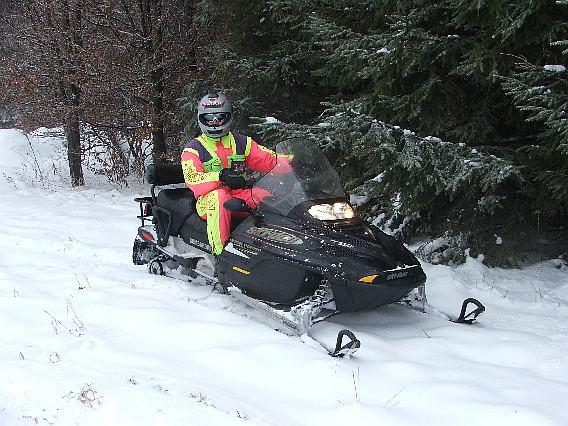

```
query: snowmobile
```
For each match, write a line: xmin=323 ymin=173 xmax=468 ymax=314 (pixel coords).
xmin=132 ymin=138 xmax=485 ymax=357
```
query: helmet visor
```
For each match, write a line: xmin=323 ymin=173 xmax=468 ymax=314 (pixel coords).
xmin=201 ymin=112 xmax=230 ymax=124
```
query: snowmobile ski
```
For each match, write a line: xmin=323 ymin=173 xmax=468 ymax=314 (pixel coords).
xmin=332 ymin=330 xmax=361 ymax=357
xmin=228 ymin=286 xmax=360 ymax=357
xmin=452 ymin=298 xmax=486 ymax=324
xmin=400 ymin=286 xmax=485 ymax=324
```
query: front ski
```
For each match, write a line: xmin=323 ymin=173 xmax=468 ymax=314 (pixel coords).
xmin=228 ymin=286 xmax=303 ymax=335
xmin=228 ymin=286 xmax=360 ymax=358
xmin=332 ymin=329 xmax=361 ymax=357
xmin=400 ymin=285 xmax=485 ymax=324
xmin=452 ymin=298 xmax=486 ymax=324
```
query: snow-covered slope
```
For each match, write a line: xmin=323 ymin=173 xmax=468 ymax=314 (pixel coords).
xmin=0 ymin=128 xmax=68 ymax=187
xmin=1 ymin=128 xmax=567 ymax=425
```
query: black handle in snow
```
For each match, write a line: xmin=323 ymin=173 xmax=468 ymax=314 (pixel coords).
xmin=331 ymin=329 xmax=361 ymax=357
xmin=453 ymin=298 xmax=486 ymax=324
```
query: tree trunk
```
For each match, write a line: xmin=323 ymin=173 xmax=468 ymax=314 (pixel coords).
xmin=61 ymin=0 xmax=84 ymax=186
xmin=150 ymin=0 xmax=167 ymax=164
xmin=150 ymin=69 xmax=166 ymax=164
xmin=66 ymin=125 xmax=84 ymax=185
xmin=66 ymin=122 xmax=84 ymax=186
xmin=66 ymin=84 xmax=84 ymax=186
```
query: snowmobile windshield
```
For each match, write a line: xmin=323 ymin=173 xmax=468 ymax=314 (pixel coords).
xmin=254 ymin=138 xmax=346 ymax=216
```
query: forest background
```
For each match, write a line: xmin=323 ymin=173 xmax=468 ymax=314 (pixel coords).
xmin=1 ymin=0 xmax=567 ymax=266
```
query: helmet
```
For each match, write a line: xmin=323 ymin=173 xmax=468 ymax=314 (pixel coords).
xmin=197 ymin=92 xmax=233 ymax=138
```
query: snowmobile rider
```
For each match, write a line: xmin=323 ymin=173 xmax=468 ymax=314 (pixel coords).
xmin=181 ymin=92 xmax=277 ymax=255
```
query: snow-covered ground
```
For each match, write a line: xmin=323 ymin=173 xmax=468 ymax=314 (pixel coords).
xmin=1 ymin=128 xmax=568 ymax=426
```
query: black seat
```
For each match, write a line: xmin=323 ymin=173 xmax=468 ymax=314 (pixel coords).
xmin=154 ymin=187 xmax=250 ymax=250
xmin=156 ymin=188 xmax=197 ymax=235
xmin=153 ymin=188 xmax=200 ymax=246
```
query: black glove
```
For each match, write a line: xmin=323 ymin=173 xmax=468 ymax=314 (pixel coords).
xmin=220 ymin=168 xmax=246 ymax=189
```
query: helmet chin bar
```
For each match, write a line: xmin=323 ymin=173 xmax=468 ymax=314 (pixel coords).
xmin=203 ymin=126 xmax=229 ymax=138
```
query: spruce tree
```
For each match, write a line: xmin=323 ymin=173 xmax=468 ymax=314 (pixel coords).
xmin=501 ymin=0 xmax=568 ymax=217
xmin=177 ymin=0 xmax=568 ymax=264
xmin=257 ymin=102 xmax=522 ymax=264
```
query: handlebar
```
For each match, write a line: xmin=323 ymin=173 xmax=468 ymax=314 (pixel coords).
xmin=219 ymin=177 xmax=256 ymax=190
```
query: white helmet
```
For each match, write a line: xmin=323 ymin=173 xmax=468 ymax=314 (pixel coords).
xmin=197 ymin=92 xmax=233 ymax=138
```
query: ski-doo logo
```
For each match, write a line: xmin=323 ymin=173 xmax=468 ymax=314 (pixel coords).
xmin=247 ymin=227 xmax=303 ymax=245
xmin=386 ymin=271 xmax=409 ymax=280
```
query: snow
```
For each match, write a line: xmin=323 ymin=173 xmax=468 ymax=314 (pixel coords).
xmin=371 ymin=173 xmax=384 ymax=183
xmin=349 ymin=194 xmax=368 ymax=207
xmin=0 ymin=128 xmax=68 ymax=187
xmin=544 ymin=64 xmax=566 ymax=73
xmin=1 ymin=129 xmax=568 ymax=425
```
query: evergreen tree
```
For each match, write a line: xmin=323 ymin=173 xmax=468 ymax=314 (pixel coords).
xmin=502 ymin=0 xmax=568 ymax=217
xmin=257 ymin=102 xmax=522 ymax=264
xmin=176 ymin=0 xmax=328 ymax=141
xmin=178 ymin=0 xmax=568 ymax=264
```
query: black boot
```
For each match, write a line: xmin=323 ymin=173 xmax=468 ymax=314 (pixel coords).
xmin=213 ymin=255 xmax=219 ymax=278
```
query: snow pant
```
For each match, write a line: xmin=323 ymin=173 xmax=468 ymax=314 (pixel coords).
xmin=196 ymin=187 xmax=271 ymax=255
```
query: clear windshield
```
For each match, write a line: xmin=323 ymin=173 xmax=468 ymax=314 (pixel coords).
xmin=253 ymin=138 xmax=346 ymax=215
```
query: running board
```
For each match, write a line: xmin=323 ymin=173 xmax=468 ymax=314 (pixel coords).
xmin=148 ymin=256 xmax=360 ymax=357
xmin=228 ymin=287 xmax=305 ymax=335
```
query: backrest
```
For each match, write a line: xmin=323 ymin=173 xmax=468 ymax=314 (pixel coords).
xmin=154 ymin=188 xmax=196 ymax=244
xmin=146 ymin=164 xmax=194 ymax=245
xmin=145 ymin=164 xmax=185 ymax=186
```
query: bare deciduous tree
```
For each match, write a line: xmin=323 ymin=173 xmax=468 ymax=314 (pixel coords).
xmin=0 ymin=0 xmax=209 ymax=185
xmin=1 ymin=0 xmax=87 ymax=185
xmin=89 ymin=0 xmax=204 ymax=164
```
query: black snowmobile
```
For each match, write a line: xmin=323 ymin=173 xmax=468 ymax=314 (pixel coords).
xmin=132 ymin=138 xmax=485 ymax=357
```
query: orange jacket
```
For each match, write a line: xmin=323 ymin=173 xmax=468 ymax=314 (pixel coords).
xmin=181 ymin=131 xmax=277 ymax=198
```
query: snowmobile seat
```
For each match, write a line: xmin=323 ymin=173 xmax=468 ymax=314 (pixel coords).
xmin=157 ymin=188 xmax=197 ymax=226
xmin=147 ymin=163 xmax=250 ymax=248
xmin=154 ymin=188 xmax=199 ymax=244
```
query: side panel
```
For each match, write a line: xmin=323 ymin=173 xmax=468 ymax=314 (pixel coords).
xmin=179 ymin=216 xmax=211 ymax=253
xmin=223 ymin=258 xmax=312 ymax=304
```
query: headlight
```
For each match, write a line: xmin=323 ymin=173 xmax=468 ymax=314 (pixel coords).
xmin=308 ymin=202 xmax=355 ymax=221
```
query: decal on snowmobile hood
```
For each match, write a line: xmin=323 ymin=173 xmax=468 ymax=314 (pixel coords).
xmin=230 ymin=240 xmax=261 ymax=256
xmin=386 ymin=271 xmax=409 ymax=280
xmin=246 ymin=227 xmax=303 ymax=245
xmin=224 ymin=241 xmax=250 ymax=259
